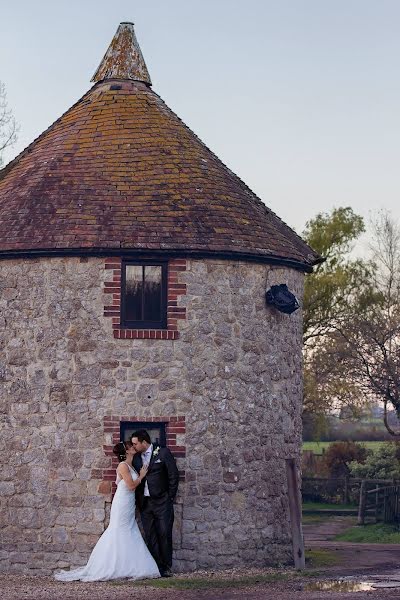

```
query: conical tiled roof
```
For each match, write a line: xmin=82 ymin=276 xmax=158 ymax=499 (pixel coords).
xmin=0 ymin=24 xmax=321 ymax=270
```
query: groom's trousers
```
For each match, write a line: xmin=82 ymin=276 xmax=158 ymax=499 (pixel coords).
xmin=141 ymin=493 xmax=174 ymax=572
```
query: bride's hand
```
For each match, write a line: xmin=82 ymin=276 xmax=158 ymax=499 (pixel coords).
xmin=139 ymin=464 xmax=148 ymax=480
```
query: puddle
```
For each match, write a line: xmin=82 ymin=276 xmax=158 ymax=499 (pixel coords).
xmin=304 ymin=580 xmax=375 ymax=592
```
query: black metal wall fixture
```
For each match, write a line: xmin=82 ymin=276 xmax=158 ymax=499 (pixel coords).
xmin=265 ymin=283 xmax=300 ymax=315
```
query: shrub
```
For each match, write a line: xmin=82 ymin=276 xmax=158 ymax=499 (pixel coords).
xmin=323 ymin=441 xmax=369 ymax=478
xmin=349 ymin=442 xmax=400 ymax=480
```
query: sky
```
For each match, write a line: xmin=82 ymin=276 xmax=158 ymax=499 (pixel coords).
xmin=1 ymin=0 xmax=400 ymax=237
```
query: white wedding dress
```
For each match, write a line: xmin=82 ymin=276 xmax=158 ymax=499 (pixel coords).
xmin=55 ymin=463 xmax=160 ymax=582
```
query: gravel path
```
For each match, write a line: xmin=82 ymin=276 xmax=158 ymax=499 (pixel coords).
xmin=1 ymin=572 xmax=400 ymax=600
xmin=3 ymin=517 xmax=400 ymax=599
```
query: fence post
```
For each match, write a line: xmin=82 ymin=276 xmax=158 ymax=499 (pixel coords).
xmin=285 ymin=458 xmax=305 ymax=570
xmin=358 ymin=480 xmax=367 ymax=525
xmin=344 ymin=476 xmax=349 ymax=505
xmin=383 ymin=488 xmax=387 ymax=523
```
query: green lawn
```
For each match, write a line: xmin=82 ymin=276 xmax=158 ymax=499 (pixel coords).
xmin=335 ymin=522 xmax=400 ymax=544
xmin=111 ymin=571 xmax=321 ymax=590
xmin=305 ymin=549 xmax=340 ymax=567
xmin=303 ymin=441 xmax=389 ymax=455
xmin=303 ymin=501 xmax=357 ymax=511
xmin=302 ymin=514 xmax=326 ymax=524
xmin=113 ymin=574 xmax=292 ymax=589
xmin=302 ymin=502 xmax=358 ymax=524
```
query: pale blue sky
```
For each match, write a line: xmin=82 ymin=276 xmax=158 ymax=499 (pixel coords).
xmin=1 ymin=0 xmax=399 ymax=235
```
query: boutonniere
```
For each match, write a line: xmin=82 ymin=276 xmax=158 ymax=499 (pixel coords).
xmin=153 ymin=447 xmax=160 ymax=458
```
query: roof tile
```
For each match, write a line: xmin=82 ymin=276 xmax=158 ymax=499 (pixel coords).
xmin=0 ymin=30 xmax=320 ymax=270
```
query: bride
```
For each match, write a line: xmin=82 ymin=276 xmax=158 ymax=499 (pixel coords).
xmin=55 ymin=441 xmax=160 ymax=582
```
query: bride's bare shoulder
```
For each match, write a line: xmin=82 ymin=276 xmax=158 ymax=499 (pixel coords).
xmin=117 ymin=462 xmax=129 ymax=473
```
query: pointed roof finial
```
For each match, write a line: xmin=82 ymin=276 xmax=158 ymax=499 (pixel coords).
xmin=91 ymin=22 xmax=151 ymax=85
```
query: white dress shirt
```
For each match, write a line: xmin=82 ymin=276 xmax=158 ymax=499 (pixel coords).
xmin=141 ymin=444 xmax=153 ymax=497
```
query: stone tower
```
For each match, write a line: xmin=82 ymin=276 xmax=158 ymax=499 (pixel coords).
xmin=0 ymin=23 xmax=320 ymax=574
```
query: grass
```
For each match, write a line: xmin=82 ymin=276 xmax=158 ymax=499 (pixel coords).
xmin=301 ymin=513 xmax=327 ymax=525
xmin=335 ymin=522 xmax=400 ymax=544
xmin=111 ymin=573 xmax=292 ymax=589
xmin=110 ymin=570 xmax=322 ymax=589
xmin=302 ymin=514 xmax=326 ymax=524
xmin=305 ymin=548 xmax=340 ymax=567
xmin=302 ymin=501 xmax=357 ymax=511
xmin=303 ymin=441 xmax=389 ymax=455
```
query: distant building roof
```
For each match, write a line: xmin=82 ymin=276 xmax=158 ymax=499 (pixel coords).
xmin=0 ymin=23 xmax=321 ymax=270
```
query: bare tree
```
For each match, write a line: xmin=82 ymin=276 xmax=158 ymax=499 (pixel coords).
xmin=332 ymin=211 xmax=400 ymax=435
xmin=0 ymin=81 xmax=18 ymax=166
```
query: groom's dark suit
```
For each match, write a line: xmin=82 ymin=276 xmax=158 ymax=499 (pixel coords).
xmin=133 ymin=445 xmax=179 ymax=574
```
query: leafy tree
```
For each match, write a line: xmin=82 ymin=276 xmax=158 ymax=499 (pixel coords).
xmin=302 ymin=207 xmax=369 ymax=421
xmin=0 ymin=80 xmax=18 ymax=166
xmin=349 ymin=442 xmax=400 ymax=480
xmin=304 ymin=209 xmax=400 ymax=436
xmin=303 ymin=206 xmax=366 ymax=346
xmin=303 ymin=334 xmax=366 ymax=420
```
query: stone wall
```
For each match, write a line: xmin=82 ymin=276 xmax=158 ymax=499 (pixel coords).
xmin=0 ymin=257 xmax=304 ymax=574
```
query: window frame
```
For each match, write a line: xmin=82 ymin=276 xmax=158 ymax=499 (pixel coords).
xmin=120 ymin=259 xmax=168 ymax=330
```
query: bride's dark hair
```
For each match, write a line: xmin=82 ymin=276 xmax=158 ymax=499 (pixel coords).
xmin=112 ymin=440 xmax=134 ymax=462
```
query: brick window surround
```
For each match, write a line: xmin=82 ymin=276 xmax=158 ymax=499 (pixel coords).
xmin=95 ymin=415 xmax=186 ymax=496
xmin=103 ymin=257 xmax=187 ymax=339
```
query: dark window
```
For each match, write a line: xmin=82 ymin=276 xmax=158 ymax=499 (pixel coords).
xmin=120 ymin=421 xmax=167 ymax=447
xmin=121 ymin=260 xmax=167 ymax=329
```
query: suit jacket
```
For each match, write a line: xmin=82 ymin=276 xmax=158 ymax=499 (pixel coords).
xmin=133 ymin=445 xmax=179 ymax=508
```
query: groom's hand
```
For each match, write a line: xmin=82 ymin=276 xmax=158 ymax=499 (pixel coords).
xmin=139 ymin=464 xmax=149 ymax=481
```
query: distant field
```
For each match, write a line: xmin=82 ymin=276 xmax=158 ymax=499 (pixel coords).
xmin=303 ymin=441 xmax=390 ymax=455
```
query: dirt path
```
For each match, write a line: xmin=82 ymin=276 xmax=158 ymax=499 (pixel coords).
xmin=304 ymin=514 xmax=400 ymax=575
xmin=303 ymin=515 xmax=356 ymax=544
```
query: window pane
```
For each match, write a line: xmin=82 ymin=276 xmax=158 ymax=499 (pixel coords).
xmin=143 ymin=266 xmax=162 ymax=321
xmin=125 ymin=265 xmax=143 ymax=321
xmin=122 ymin=425 xmax=165 ymax=446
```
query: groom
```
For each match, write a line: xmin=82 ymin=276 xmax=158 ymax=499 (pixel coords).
xmin=131 ymin=429 xmax=179 ymax=577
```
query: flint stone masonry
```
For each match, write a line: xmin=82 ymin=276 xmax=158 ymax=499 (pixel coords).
xmin=0 ymin=256 xmax=304 ymax=574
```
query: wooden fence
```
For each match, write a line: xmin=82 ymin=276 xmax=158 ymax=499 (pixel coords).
xmin=358 ymin=481 xmax=400 ymax=525
xmin=302 ymin=476 xmax=362 ymax=505
xmin=301 ymin=450 xmax=326 ymax=477
xmin=303 ymin=476 xmax=400 ymax=525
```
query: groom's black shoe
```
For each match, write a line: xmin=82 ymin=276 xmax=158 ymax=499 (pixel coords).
xmin=160 ymin=569 xmax=173 ymax=578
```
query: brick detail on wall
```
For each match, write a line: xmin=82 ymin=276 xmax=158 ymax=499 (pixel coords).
xmin=103 ymin=258 xmax=187 ymax=339
xmin=95 ymin=415 xmax=186 ymax=496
